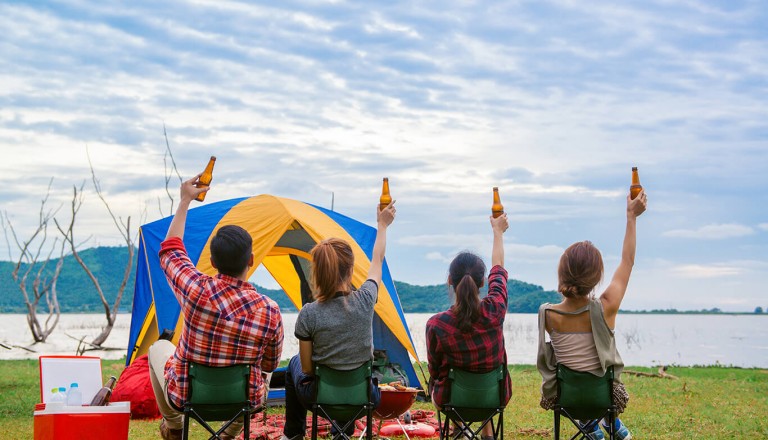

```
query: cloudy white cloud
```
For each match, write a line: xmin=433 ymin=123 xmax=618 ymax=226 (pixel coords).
xmin=663 ymin=224 xmax=755 ymax=240
xmin=0 ymin=0 xmax=766 ymax=310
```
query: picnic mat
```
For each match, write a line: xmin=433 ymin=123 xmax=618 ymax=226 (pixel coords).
xmin=239 ymin=409 xmax=440 ymax=440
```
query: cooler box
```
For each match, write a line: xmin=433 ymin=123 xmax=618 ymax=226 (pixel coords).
xmin=34 ymin=356 xmax=130 ymax=440
xmin=33 ymin=402 xmax=130 ymax=440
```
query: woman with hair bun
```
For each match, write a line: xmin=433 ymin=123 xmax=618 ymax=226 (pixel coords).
xmin=426 ymin=213 xmax=512 ymax=440
xmin=537 ymin=190 xmax=647 ymax=440
xmin=281 ymin=202 xmax=396 ymax=440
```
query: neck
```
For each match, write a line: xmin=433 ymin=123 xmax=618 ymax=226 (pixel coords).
xmin=563 ymin=295 xmax=591 ymax=307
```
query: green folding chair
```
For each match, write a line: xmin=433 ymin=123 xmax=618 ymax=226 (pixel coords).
xmin=311 ymin=361 xmax=374 ymax=440
xmin=438 ymin=365 xmax=507 ymax=440
xmin=554 ymin=364 xmax=616 ymax=440
xmin=182 ymin=362 xmax=260 ymax=440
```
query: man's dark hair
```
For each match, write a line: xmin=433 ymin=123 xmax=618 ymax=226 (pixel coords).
xmin=210 ymin=225 xmax=253 ymax=277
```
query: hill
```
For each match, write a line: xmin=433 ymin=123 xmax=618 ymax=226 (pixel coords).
xmin=0 ymin=246 xmax=559 ymax=313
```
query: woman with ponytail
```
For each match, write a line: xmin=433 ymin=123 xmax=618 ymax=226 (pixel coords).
xmin=425 ymin=213 xmax=512 ymax=440
xmin=536 ymin=190 xmax=647 ymax=440
xmin=281 ymin=202 xmax=396 ymax=440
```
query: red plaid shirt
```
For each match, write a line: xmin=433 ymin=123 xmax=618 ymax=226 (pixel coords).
xmin=159 ymin=237 xmax=284 ymax=409
xmin=426 ymin=265 xmax=512 ymax=406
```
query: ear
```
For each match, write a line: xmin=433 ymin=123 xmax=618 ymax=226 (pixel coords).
xmin=248 ymin=253 xmax=255 ymax=268
xmin=210 ymin=258 xmax=218 ymax=269
xmin=446 ymin=275 xmax=453 ymax=287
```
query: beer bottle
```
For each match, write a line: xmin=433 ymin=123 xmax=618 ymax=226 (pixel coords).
xmin=492 ymin=187 xmax=504 ymax=218
xmin=89 ymin=376 xmax=117 ymax=406
xmin=379 ymin=177 xmax=392 ymax=210
xmin=195 ymin=156 xmax=216 ymax=202
xmin=630 ymin=167 xmax=643 ymax=200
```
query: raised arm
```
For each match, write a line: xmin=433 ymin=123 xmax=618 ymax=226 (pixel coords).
xmin=366 ymin=201 xmax=396 ymax=286
xmin=490 ymin=213 xmax=509 ymax=268
xmin=600 ymin=190 xmax=647 ymax=322
xmin=165 ymin=174 xmax=209 ymax=240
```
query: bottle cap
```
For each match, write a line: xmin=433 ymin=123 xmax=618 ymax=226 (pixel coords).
xmin=70 ymin=383 xmax=79 ymax=388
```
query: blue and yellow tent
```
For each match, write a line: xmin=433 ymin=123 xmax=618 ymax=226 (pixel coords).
xmin=126 ymin=195 xmax=421 ymax=387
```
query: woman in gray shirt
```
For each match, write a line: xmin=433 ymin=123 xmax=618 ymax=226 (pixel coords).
xmin=282 ymin=202 xmax=397 ymax=440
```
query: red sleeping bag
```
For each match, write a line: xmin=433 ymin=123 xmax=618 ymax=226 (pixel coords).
xmin=111 ymin=354 xmax=161 ymax=419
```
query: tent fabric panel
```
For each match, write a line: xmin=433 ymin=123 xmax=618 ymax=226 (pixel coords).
xmin=127 ymin=230 xmax=155 ymax=362
xmin=128 ymin=304 xmax=159 ymax=364
xmin=262 ymin=255 xmax=305 ymax=310
xmin=372 ymin=314 xmax=422 ymax=388
xmin=196 ymin=195 xmax=296 ymax=279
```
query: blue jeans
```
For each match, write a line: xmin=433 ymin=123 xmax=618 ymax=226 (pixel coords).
xmin=283 ymin=355 xmax=381 ymax=438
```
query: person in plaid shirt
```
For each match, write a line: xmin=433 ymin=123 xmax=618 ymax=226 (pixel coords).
xmin=426 ymin=213 xmax=511 ymax=440
xmin=148 ymin=175 xmax=284 ymax=440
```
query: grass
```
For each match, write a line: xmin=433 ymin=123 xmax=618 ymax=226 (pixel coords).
xmin=1 ymin=360 xmax=766 ymax=439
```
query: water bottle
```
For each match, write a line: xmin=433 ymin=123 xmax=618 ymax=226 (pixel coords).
xmin=50 ymin=387 xmax=65 ymax=403
xmin=66 ymin=382 xmax=82 ymax=406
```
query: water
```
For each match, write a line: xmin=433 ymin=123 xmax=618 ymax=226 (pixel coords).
xmin=1 ymin=313 xmax=766 ymax=367
xmin=404 ymin=313 xmax=768 ymax=368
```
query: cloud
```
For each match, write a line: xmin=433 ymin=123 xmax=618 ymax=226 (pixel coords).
xmin=670 ymin=264 xmax=744 ymax=278
xmin=759 ymin=223 xmax=768 ymax=231
xmin=662 ymin=223 xmax=755 ymax=239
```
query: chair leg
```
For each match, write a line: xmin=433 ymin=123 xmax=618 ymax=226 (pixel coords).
xmin=243 ymin=408 xmax=250 ymax=440
xmin=553 ymin=409 xmax=560 ymax=440
xmin=607 ymin=411 xmax=616 ymax=440
xmin=366 ymin=405 xmax=373 ymax=440
xmin=498 ymin=409 xmax=503 ymax=440
xmin=311 ymin=407 xmax=319 ymax=440
xmin=182 ymin=412 xmax=190 ymax=440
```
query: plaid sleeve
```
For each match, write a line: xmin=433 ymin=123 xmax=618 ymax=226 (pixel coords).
xmin=159 ymin=237 xmax=205 ymax=303
xmin=425 ymin=318 xmax=442 ymax=384
xmin=484 ymin=265 xmax=509 ymax=317
xmin=260 ymin=308 xmax=284 ymax=373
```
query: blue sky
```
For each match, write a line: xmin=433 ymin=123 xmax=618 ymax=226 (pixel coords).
xmin=0 ymin=0 xmax=766 ymax=311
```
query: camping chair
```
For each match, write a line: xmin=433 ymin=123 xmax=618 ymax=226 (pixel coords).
xmin=311 ymin=361 xmax=374 ymax=440
xmin=182 ymin=362 xmax=261 ymax=440
xmin=437 ymin=365 xmax=507 ymax=440
xmin=554 ymin=364 xmax=616 ymax=440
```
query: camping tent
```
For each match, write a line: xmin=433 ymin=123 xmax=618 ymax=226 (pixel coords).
xmin=126 ymin=195 xmax=421 ymax=388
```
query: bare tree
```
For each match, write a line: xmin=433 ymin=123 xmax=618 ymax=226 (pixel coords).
xmin=160 ymin=122 xmax=183 ymax=217
xmin=1 ymin=180 xmax=66 ymax=343
xmin=55 ymin=153 xmax=134 ymax=347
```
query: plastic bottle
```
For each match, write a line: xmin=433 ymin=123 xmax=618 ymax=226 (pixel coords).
xmin=66 ymin=382 xmax=82 ymax=406
xmin=50 ymin=387 xmax=65 ymax=403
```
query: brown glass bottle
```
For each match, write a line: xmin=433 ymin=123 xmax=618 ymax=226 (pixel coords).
xmin=89 ymin=376 xmax=117 ymax=406
xmin=379 ymin=177 xmax=392 ymax=210
xmin=492 ymin=187 xmax=504 ymax=218
xmin=630 ymin=167 xmax=643 ymax=200
xmin=195 ymin=156 xmax=216 ymax=202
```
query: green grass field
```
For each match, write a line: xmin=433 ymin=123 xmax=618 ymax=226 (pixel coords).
xmin=1 ymin=359 xmax=765 ymax=439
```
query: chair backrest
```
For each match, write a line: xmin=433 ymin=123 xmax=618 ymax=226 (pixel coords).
xmin=187 ymin=362 xmax=251 ymax=421
xmin=446 ymin=365 xmax=505 ymax=409
xmin=556 ymin=364 xmax=613 ymax=421
xmin=314 ymin=361 xmax=372 ymax=421
xmin=442 ymin=365 xmax=505 ymax=423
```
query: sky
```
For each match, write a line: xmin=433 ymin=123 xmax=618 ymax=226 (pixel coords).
xmin=0 ymin=0 xmax=766 ymax=311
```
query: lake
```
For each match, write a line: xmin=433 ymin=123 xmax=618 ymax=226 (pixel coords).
xmin=1 ymin=313 xmax=766 ymax=368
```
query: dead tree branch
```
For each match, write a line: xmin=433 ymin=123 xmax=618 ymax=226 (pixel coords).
xmin=1 ymin=179 xmax=64 ymax=343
